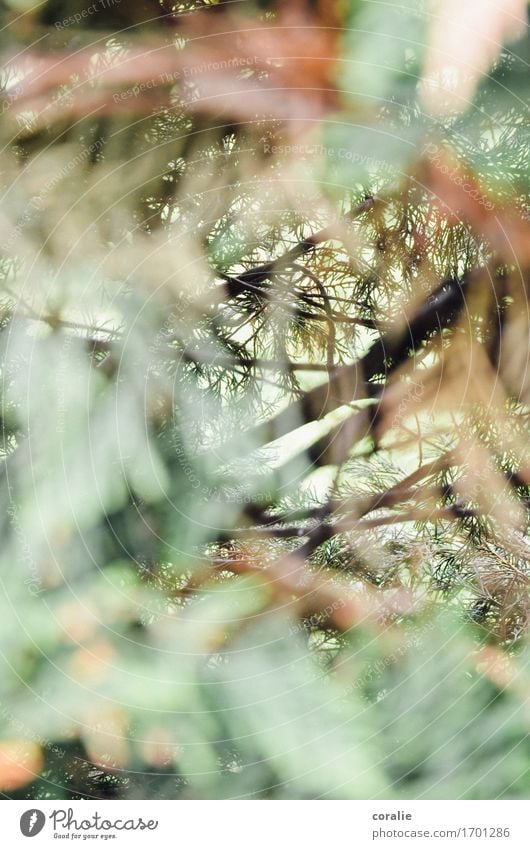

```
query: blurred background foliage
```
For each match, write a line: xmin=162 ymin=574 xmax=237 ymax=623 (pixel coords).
xmin=0 ymin=0 xmax=529 ymax=799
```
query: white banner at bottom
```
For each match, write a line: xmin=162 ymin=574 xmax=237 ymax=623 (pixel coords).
xmin=1 ymin=799 xmax=528 ymax=848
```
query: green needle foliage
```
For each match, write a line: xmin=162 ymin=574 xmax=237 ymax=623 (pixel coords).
xmin=0 ymin=0 xmax=528 ymax=799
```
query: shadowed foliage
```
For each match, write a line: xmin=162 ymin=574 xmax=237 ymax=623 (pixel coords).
xmin=0 ymin=0 xmax=529 ymax=800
